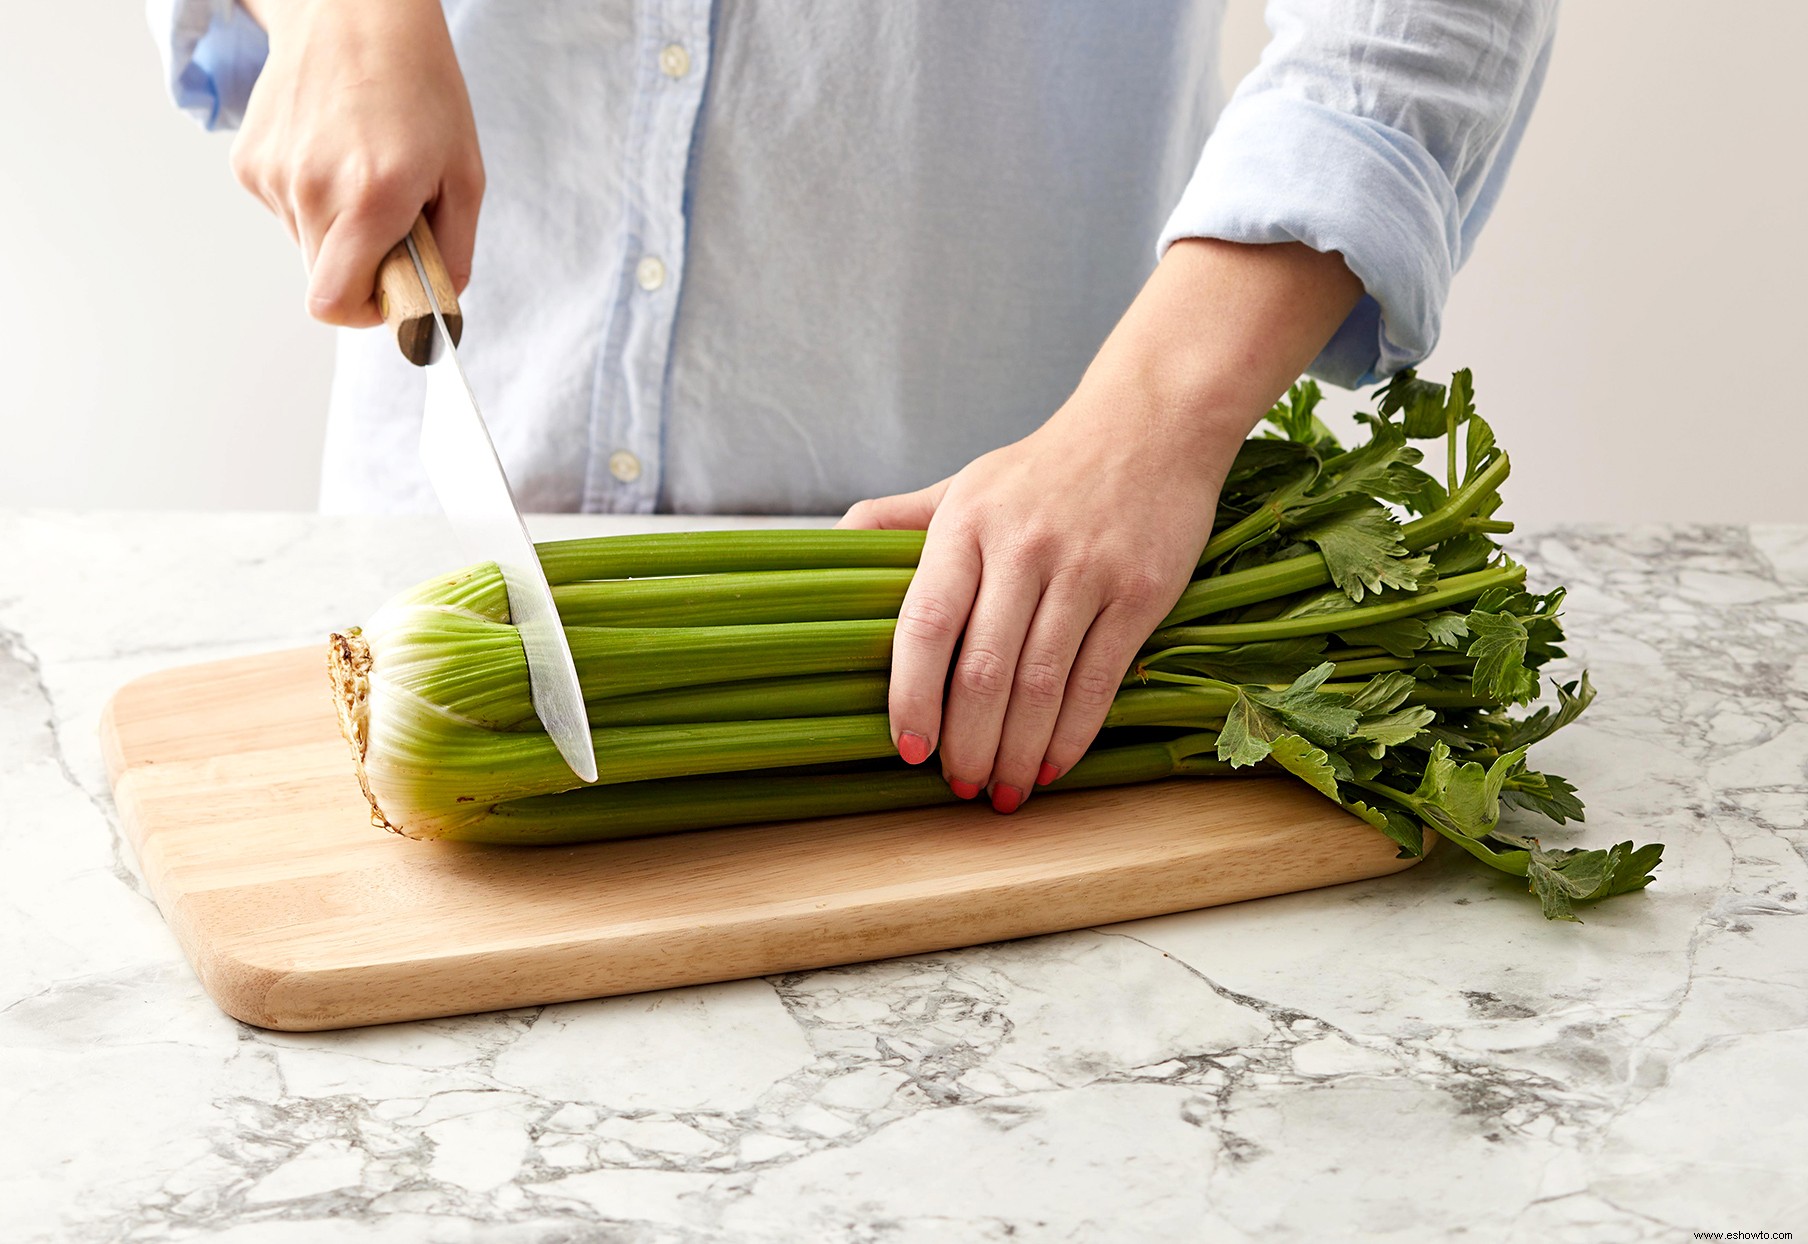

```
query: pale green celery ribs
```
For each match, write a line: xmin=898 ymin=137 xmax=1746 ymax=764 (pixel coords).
xmin=327 ymin=369 xmax=1665 ymax=920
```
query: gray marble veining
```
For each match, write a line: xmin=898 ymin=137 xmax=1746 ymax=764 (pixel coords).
xmin=2 ymin=515 xmax=1804 ymax=1243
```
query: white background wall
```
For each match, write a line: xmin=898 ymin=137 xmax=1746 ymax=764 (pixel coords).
xmin=1 ymin=2 xmax=1802 ymax=519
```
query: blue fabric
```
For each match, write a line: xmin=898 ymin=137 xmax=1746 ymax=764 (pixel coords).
xmin=149 ymin=0 xmax=1557 ymax=514
xmin=147 ymin=0 xmax=267 ymax=130
xmin=1159 ymin=0 xmax=1559 ymax=385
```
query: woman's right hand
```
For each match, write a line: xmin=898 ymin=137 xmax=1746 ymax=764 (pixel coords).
xmin=232 ymin=0 xmax=484 ymax=327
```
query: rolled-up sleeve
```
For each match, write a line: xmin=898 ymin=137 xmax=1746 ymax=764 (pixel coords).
xmin=1160 ymin=0 xmax=1559 ymax=386
xmin=146 ymin=0 xmax=268 ymax=131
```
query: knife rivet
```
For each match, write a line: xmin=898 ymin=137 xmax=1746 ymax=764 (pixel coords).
xmin=608 ymin=450 xmax=643 ymax=483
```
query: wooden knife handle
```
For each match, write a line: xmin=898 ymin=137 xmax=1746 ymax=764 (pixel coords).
xmin=376 ymin=214 xmax=463 ymax=367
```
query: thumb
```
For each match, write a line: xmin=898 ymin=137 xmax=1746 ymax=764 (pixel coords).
xmin=428 ymin=157 xmax=485 ymax=294
xmin=836 ymin=479 xmax=949 ymax=531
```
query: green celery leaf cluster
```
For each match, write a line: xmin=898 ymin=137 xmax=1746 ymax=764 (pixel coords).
xmin=1138 ymin=370 xmax=1662 ymax=921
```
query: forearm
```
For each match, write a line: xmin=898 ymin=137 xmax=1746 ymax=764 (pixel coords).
xmin=1060 ymin=237 xmax=1363 ymax=472
xmin=1160 ymin=1 xmax=1557 ymax=385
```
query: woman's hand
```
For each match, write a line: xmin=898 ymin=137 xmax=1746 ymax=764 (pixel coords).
xmin=840 ymin=239 xmax=1364 ymax=812
xmin=232 ymin=0 xmax=484 ymax=326
xmin=842 ymin=393 xmax=1228 ymax=813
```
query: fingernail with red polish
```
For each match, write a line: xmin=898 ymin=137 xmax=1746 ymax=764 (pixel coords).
xmin=950 ymin=778 xmax=982 ymax=800
xmin=1036 ymin=761 xmax=1060 ymax=787
xmin=991 ymin=784 xmax=1024 ymax=814
xmin=898 ymin=731 xmax=931 ymax=766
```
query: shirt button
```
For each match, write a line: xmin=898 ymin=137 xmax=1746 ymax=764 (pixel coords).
xmin=659 ymin=43 xmax=691 ymax=78
xmin=608 ymin=450 xmax=643 ymax=484
xmin=635 ymin=256 xmax=666 ymax=291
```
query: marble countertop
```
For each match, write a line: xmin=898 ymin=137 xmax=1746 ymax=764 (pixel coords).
xmin=2 ymin=514 xmax=1804 ymax=1243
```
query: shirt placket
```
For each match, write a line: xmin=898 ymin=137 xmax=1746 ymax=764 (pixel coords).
xmin=584 ymin=0 xmax=714 ymax=512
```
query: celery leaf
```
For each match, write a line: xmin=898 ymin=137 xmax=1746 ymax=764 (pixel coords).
xmin=1216 ymin=663 xmax=1361 ymax=766
xmin=1504 ymin=673 xmax=1597 ymax=750
xmin=1306 ymin=424 xmax=1426 ymax=507
xmin=1500 ymin=769 xmax=1586 ymax=824
xmin=1408 ymin=742 xmax=1528 ymax=841
xmin=1345 ymin=670 xmax=1420 ymax=714
xmin=1521 ymin=841 xmax=1664 ymax=922
xmin=1375 ymin=369 xmax=1453 ymax=439
xmin=1264 ymin=380 xmax=1339 ymax=449
xmin=1152 ymin=637 xmax=1328 ymax=684
xmin=1343 ymin=796 xmax=1427 ymax=855
xmin=1354 ymin=705 xmax=1437 ymax=748
xmin=1467 ymin=610 xmax=1541 ymax=704
xmin=1295 ymin=499 xmax=1432 ymax=602
xmin=1423 ymin=611 xmax=1471 ymax=648
xmin=1336 ymin=616 xmax=1431 ymax=657
xmin=1429 ymin=534 xmax=1499 ymax=576
xmin=1466 ymin=411 xmax=1498 ymax=481
xmin=1267 ymin=734 xmax=1342 ymax=800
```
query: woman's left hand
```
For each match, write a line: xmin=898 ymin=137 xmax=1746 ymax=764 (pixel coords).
xmin=839 ymin=382 xmax=1231 ymax=813
xmin=838 ymin=238 xmax=1365 ymax=812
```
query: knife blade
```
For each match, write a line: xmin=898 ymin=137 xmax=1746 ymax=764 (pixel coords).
xmin=377 ymin=215 xmax=598 ymax=785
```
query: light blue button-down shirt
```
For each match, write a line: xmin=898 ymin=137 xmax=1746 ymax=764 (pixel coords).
xmin=150 ymin=0 xmax=1557 ymax=515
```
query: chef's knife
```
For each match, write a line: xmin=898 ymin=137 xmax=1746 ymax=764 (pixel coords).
xmin=376 ymin=215 xmax=598 ymax=784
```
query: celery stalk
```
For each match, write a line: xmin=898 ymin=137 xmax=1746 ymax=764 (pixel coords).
xmin=454 ymin=732 xmax=1231 ymax=845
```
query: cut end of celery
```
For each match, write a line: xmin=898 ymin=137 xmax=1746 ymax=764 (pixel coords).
xmin=327 ymin=630 xmax=404 ymax=837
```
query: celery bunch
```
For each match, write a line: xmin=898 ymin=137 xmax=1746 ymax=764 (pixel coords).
xmin=329 ymin=370 xmax=1662 ymax=920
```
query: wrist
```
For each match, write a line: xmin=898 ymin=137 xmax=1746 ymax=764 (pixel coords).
xmin=1055 ymin=366 xmax=1261 ymax=490
xmin=243 ymin=0 xmax=445 ymax=44
xmin=239 ymin=0 xmax=321 ymax=40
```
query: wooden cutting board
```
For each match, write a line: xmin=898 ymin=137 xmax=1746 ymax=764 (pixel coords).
xmin=100 ymin=647 xmax=1425 ymax=1031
